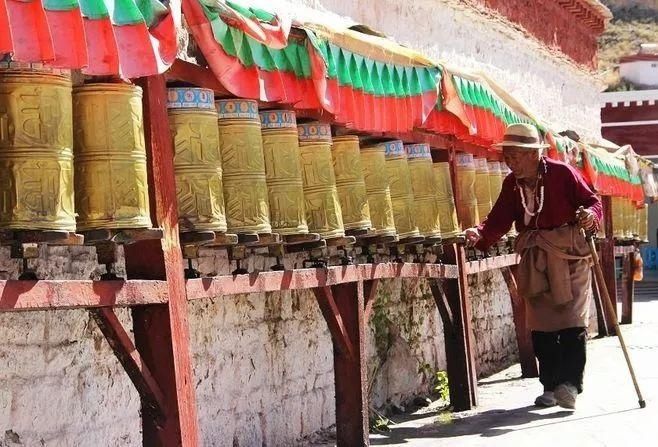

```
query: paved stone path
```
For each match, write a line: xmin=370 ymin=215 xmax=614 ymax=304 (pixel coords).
xmin=368 ymin=278 xmax=658 ymax=447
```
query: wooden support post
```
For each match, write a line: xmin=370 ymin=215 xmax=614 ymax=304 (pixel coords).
xmin=314 ymin=281 xmax=371 ymax=447
xmin=600 ymin=196 xmax=618 ymax=334
xmin=500 ymin=266 xmax=538 ymax=378
xmin=90 ymin=308 xmax=167 ymax=423
xmin=620 ymin=251 xmax=635 ymax=324
xmin=125 ymin=75 xmax=199 ymax=447
xmin=363 ymin=279 xmax=379 ymax=321
xmin=437 ymin=243 xmax=478 ymax=411
xmin=591 ymin=268 xmax=610 ymax=337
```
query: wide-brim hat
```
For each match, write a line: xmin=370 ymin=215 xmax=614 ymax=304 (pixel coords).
xmin=492 ymin=123 xmax=549 ymax=149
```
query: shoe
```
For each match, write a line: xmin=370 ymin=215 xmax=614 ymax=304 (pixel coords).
xmin=554 ymin=383 xmax=578 ymax=409
xmin=534 ymin=391 xmax=557 ymax=407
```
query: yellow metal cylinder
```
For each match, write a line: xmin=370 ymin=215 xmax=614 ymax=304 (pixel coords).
xmin=298 ymin=122 xmax=344 ymax=238
xmin=73 ymin=83 xmax=152 ymax=231
xmin=332 ymin=135 xmax=371 ymax=231
xmin=384 ymin=140 xmax=420 ymax=238
xmin=167 ymin=88 xmax=227 ymax=233
xmin=455 ymin=152 xmax=479 ymax=229
xmin=405 ymin=143 xmax=441 ymax=238
xmin=639 ymin=203 xmax=648 ymax=242
xmin=432 ymin=162 xmax=461 ymax=238
xmin=629 ymin=200 xmax=638 ymax=238
xmin=360 ymin=144 xmax=396 ymax=237
xmin=216 ymin=99 xmax=271 ymax=234
xmin=612 ymin=196 xmax=624 ymax=239
xmin=488 ymin=161 xmax=503 ymax=205
xmin=0 ymin=69 xmax=76 ymax=231
xmin=260 ymin=109 xmax=308 ymax=235
xmin=474 ymin=157 xmax=492 ymax=223
xmin=501 ymin=162 xmax=517 ymax=236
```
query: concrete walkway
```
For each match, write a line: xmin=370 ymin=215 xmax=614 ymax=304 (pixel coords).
xmin=368 ymin=279 xmax=658 ymax=447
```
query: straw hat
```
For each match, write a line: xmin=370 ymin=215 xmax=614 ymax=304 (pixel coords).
xmin=493 ymin=123 xmax=549 ymax=149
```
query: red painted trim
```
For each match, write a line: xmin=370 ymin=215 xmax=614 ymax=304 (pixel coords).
xmin=0 ymin=280 xmax=168 ymax=311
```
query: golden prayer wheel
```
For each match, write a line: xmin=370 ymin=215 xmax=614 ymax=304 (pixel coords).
xmin=432 ymin=161 xmax=461 ymax=238
xmin=73 ymin=83 xmax=152 ymax=231
xmin=216 ymin=99 xmax=271 ymax=234
xmin=405 ymin=143 xmax=441 ymax=238
xmin=331 ymin=135 xmax=372 ymax=231
xmin=501 ymin=162 xmax=517 ymax=237
xmin=638 ymin=203 xmax=648 ymax=242
xmin=0 ymin=67 xmax=76 ymax=231
xmin=488 ymin=161 xmax=503 ymax=205
xmin=612 ymin=196 xmax=624 ymax=239
xmin=360 ymin=143 xmax=397 ymax=237
xmin=630 ymin=200 xmax=639 ymax=239
xmin=259 ymin=109 xmax=308 ymax=235
xmin=455 ymin=152 xmax=479 ymax=229
xmin=384 ymin=140 xmax=420 ymax=238
xmin=297 ymin=122 xmax=344 ymax=238
xmin=167 ymin=87 xmax=227 ymax=233
xmin=474 ymin=157 xmax=492 ymax=222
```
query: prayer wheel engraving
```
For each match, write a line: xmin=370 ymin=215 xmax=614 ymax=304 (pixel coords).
xmin=298 ymin=122 xmax=344 ymax=239
xmin=488 ymin=161 xmax=503 ymax=205
xmin=360 ymin=144 xmax=396 ymax=237
xmin=168 ymin=88 xmax=227 ymax=233
xmin=455 ymin=152 xmax=479 ymax=229
xmin=216 ymin=99 xmax=271 ymax=234
xmin=432 ymin=161 xmax=461 ymax=238
xmin=73 ymin=83 xmax=151 ymax=231
xmin=332 ymin=135 xmax=371 ymax=231
xmin=260 ymin=110 xmax=308 ymax=235
xmin=0 ymin=69 xmax=76 ymax=231
xmin=474 ymin=157 xmax=492 ymax=222
xmin=384 ymin=140 xmax=419 ymax=238
xmin=405 ymin=143 xmax=441 ymax=238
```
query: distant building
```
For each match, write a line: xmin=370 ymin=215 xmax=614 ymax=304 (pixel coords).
xmin=619 ymin=44 xmax=658 ymax=88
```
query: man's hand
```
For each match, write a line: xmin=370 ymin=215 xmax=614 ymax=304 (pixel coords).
xmin=465 ymin=228 xmax=482 ymax=247
xmin=576 ymin=207 xmax=596 ymax=231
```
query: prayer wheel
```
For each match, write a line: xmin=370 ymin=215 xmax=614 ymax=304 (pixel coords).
xmin=259 ymin=109 xmax=308 ymax=235
xmin=73 ymin=83 xmax=151 ymax=230
xmin=638 ymin=203 xmax=648 ymax=242
xmin=0 ymin=66 xmax=76 ymax=231
xmin=432 ymin=162 xmax=461 ymax=238
xmin=384 ymin=140 xmax=420 ymax=238
xmin=612 ymin=196 xmax=624 ymax=239
xmin=488 ymin=161 xmax=503 ymax=205
xmin=405 ymin=143 xmax=441 ymax=238
xmin=360 ymin=143 xmax=397 ymax=237
xmin=167 ymin=87 xmax=227 ymax=233
xmin=331 ymin=135 xmax=372 ymax=231
xmin=297 ymin=122 xmax=344 ymax=238
xmin=216 ymin=99 xmax=271 ymax=234
xmin=455 ymin=152 xmax=479 ymax=229
xmin=474 ymin=157 xmax=492 ymax=222
xmin=501 ymin=162 xmax=517 ymax=236
xmin=629 ymin=200 xmax=639 ymax=239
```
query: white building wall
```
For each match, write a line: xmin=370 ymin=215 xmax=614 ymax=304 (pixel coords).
xmin=620 ymin=60 xmax=658 ymax=88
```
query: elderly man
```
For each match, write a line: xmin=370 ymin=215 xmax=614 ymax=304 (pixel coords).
xmin=465 ymin=123 xmax=601 ymax=410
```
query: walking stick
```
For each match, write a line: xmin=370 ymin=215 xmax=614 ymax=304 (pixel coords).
xmin=578 ymin=209 xmax=646 ymax=408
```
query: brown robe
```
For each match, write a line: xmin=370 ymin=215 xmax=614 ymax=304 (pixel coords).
xmin=514 ymin=225 xmax=592 ymax=332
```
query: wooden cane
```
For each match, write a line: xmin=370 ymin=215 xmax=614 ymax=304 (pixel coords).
xmin=579 ymin=212 xmax=646 ymax=408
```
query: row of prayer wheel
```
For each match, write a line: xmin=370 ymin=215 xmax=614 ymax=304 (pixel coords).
xmin=0 ymin=68 xmax=151 ymax=232
xmin=454 ymin=153 xmax=509 ymax=228
xmin=167 ymin=88 xmax=463 ymax=240
xmin=612 ymin=197 xmax=648 ymax=241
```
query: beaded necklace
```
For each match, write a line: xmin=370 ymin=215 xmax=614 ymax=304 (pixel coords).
xmin=517 ymin=158 xmax=547 ymax=218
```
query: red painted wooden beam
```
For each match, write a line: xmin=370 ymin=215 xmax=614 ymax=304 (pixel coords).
xmin=90 ymin=308 xmax=167 ymax=423
xmin=465 ymin=254 xmax=519 ymax=274
xmin=186 ymin=263 xmax=458 ymax=299
xmin=166 ymin=59 xmax=231 ymax=96
xmin=313 ymin=286 xmax=356 ymax=361
xmin=0 ymin=280 xmax=168 ymax=311
xmin=129 ymin=75 xmax=200 ymax=447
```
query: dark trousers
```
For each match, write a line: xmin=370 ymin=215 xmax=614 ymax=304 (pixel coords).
xmin=531 ymin=327 xmax=587 ymax=393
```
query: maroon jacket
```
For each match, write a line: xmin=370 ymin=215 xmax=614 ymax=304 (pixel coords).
xmin=476 ymin=157 xmax=602 ymax=250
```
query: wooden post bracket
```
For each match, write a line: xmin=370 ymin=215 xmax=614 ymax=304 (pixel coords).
xmin=90 ymin=308 xmax=167 ymax=424
xmin=313 ymin=286 xmax=356 ymax=361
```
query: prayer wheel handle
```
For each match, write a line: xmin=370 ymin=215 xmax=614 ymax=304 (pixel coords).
xmin=576 ymin=206 xmax=596 ymax=240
